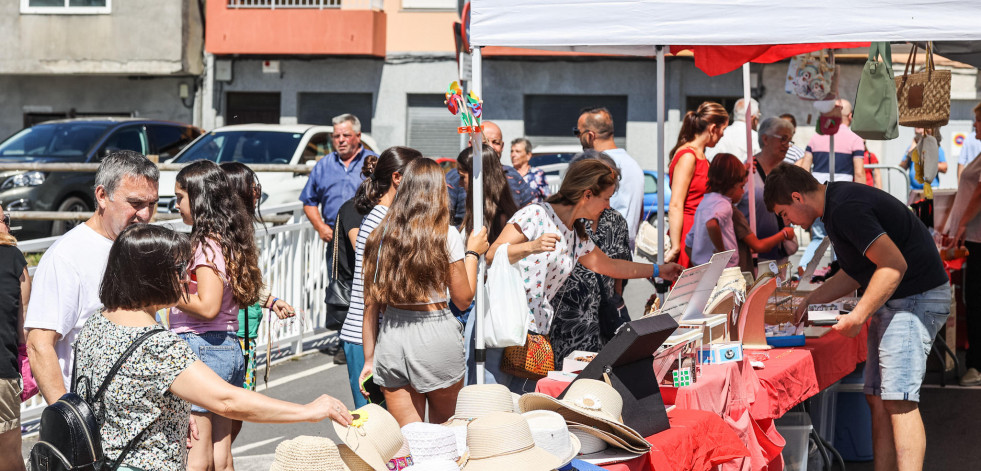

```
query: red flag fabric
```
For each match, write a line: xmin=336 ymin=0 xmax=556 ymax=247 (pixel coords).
xmin=671 ymin=43 xmax=869 ymax=76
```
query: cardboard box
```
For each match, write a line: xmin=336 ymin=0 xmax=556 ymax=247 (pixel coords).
xmin=561 ymin=350 xmax=598 ymax=373
xmin=697 ymin=342 xmax=743 ymax=364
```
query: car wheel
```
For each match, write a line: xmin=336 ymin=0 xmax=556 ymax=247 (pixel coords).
xmin=50 ymin=196 xmax=91 ymax=236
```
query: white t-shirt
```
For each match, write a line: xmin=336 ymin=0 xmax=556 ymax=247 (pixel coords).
xmin=706 ymin=121 xmax=761 ymax=162
xmin=24 ymin=223 xmax=113 ymax=391
xmin=509 ymin=203 xmax=596 ymax=334
xmin=603 ymin=148 xmax=645 ymax=245
xmin=685 ymin=192 xmax=739 ymax=268
xmin=944 ymin=154 xmax=981 ymax=242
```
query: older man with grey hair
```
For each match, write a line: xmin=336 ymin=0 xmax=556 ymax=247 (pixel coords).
xmin=707 ymin=98 xmax=762 ymax=161
xmin=301 ymin=113 xmax=377 ymax=245
xmin=26 ymin=150 xmax=160 ymax=403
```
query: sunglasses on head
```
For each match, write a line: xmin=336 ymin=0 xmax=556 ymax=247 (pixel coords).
xmin=1 ymin=214 xmax=9 ymax=227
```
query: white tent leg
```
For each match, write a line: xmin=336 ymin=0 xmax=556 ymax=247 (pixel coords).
xmin=471 ymin=46 xmax=487 ymax=385
xmin=656 ymin=46 xmax=667 ymax=302
xmin=744 ymin=64 xmax=756 ymax=234
xmin=829 ymin=134 xmax=836 ymax=183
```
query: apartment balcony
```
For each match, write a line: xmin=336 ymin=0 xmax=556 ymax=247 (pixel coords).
xmin=207 ymin=0 xmax=386 ymax=57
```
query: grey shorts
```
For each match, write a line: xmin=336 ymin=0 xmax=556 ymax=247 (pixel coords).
xmin=374 ymin=307 xmax=465 ymax=394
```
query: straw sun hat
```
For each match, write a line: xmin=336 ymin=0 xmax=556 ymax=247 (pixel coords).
xmin=445 ymin=384 xmax=514 ymax=426
xmin=518 ymin=379 xmax=650 ymax=453
xmin=332 ymin=404 xmax=406 ymax=470
xmin=269 ymin=436 xmax=374 ymax=471
xmin=460 ymin=412 xmax=563 ymax=471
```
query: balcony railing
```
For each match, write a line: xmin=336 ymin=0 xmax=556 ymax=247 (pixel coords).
xmin=227 ymin=0 xmax=383 ymax=9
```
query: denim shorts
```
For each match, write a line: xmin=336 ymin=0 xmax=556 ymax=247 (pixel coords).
xmin=864 ymin=282 xmax=950 ymax=402
xmin=178 ymin=331 xmax=245 ymax=413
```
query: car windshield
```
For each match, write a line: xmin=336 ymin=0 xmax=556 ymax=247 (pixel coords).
xmin=0 ymin=122 xmax=112 ymax=158
xmin=530 ymin=152 xmax=577 ymax=167
xmin=174 ymin=130 xmax=303 ymax=164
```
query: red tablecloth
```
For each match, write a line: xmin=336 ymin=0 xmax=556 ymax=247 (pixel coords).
xmin=537 ymin=326 xmax=868 ymax=471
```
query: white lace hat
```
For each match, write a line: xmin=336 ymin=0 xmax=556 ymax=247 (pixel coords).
xmin=401 ymin=422 xmax=459 ymax=463
xmin=522 ymin=410 xmax=582 ymax=467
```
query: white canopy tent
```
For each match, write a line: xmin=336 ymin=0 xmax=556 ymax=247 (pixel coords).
xmin=465 ymin=0 xmax=981 ymax=383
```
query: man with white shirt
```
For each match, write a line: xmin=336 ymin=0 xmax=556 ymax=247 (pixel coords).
xmin=26 ymin=151 xmax=159 ymax=403
xmin=707 ymin=98 xmax=761 ymax=162
xmin=576 ymin=107 xmax=645 ymax=244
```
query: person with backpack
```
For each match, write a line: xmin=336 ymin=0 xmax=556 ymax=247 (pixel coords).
xmin=35 ymin=223 xmax=352 ymax=471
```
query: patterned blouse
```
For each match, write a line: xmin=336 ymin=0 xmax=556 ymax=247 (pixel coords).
xmin=521 ymin=167 xmax=551 ymax=202
xmin=509 ymin=203 xmax=596 ymax=334
xmin=550 ymin=208 xmax=632 ymax=364
xmin=74 ymin=312 xmax=197 ymax=470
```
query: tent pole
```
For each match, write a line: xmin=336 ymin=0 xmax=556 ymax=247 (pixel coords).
xmin=744 ymin=63 xmax=756 ymax=235
xmin=471 ymin=46 xmax=487 ymax=385
xmin=829 ymin=134 xmax=835 ymax=183
xmin=656 ymin=46 xmax=667 ymax=302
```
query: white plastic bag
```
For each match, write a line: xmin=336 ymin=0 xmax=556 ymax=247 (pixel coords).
xmin=483 ymin=243 xmax=529 ymax=348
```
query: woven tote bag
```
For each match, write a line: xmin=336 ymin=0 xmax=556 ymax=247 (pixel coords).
xmin=895 ymin=43 xmax=951 ymax=128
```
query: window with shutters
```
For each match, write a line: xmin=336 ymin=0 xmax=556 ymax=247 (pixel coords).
xmin=406 ymin=94 xmax=463 ymax=158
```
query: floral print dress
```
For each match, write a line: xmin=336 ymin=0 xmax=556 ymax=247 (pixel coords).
xmin=509 ymin=203 xmax=596 ymax=334
xmin=550 ymin=208 xmax=632 ymax=364
xmin=74 ymin=312 xmax=197 ymax=471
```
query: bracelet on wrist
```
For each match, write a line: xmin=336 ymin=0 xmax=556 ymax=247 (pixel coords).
xmin=465 ymin=250 xmax=480 ymax=259
xmin=270 ymin=297 xmax=279 ymax=310
xmin=650 ymin=263 xmax=660 ymax=281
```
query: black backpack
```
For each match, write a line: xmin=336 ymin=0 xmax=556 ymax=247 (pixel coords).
xmin=30 ymin=329 xmax=166 ymax=471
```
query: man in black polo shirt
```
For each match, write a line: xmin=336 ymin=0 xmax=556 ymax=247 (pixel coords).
xmin=763 ymin=164 xmax=949 ymax=471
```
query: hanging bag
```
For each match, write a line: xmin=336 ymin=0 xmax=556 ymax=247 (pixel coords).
xmin=785 ymin=49 xmax=839 ymax=101
xmin=501 ymin=333 xmax=555 ymax=380
xmin=895 ymin=42 xmax=951 ymax=128
xmin=852 ymin=42 xmax=900 ymax=140
xmin=324 ymin=237 xmax=351 ymax=330
xmin=483 ymin=243 xmax=529 ymax=348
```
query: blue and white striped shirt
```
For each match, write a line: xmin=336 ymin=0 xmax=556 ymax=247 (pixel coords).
xmin=340 ymin=205 xmax=388 ymax=344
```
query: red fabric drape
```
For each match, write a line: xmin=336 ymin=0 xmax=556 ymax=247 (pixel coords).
xmin=670 ymin=43 xmax=870 ymax=76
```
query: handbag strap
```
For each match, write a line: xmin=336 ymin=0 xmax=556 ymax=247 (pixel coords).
xmin=898 ymin=44 xmax=919 ymax=95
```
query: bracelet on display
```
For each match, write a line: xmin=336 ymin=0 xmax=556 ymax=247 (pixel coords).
xmin=465 ymin=250 xmax=480 ymax=259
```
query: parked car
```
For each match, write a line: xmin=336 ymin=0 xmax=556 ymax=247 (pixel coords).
xmin=530 ymin=145 xmax=580 ymax=194
xmin=643 ymin=170 xmax=671 ymax=219
xmin=157 ymin=124 xmax=378 ymax=213
xmin=0 ymin=118 xmax=202 ymax=238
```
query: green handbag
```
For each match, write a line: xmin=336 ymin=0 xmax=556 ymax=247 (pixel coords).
xmin=851 ymin=42 xmax=899 ymax=141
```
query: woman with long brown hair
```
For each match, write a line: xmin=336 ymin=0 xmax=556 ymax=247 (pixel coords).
xmin=666 ymin=101 xmax=729 ymax=267
xmin=359 ymin=158 xmax=489 ymax=426
xmin=486 ymin=159 xmax=683 ymax=393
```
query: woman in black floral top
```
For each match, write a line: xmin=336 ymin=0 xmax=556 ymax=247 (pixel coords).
xmin=74 ymin=224 xmax=352 ymax=471
xmin=550 ymin=151 xmax=633 ymax=367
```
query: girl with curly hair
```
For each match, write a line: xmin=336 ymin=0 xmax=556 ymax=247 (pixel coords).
xmin=170 ymin=160 xmax=264 ymax=471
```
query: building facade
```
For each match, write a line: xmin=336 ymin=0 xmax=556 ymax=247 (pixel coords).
xmin=0 ymin=0 xmax=203 ymax=137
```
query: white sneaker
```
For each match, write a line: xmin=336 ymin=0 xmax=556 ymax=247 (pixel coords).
xmin=960 ymin=368 xmax=981 ymax=386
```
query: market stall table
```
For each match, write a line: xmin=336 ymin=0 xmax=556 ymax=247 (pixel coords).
xmin=537 ymin=325 xmax=868 ymax=470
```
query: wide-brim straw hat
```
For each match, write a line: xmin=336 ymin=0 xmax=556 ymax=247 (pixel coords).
xmin=401 ymin=422 xmax=459 ymax=463
xmin=269 ymin=436 xmax=373 ymax=471
xmin=518 ymin=379 xmax=650 ymax=452
xmin=522 ymin=410 xmax=582 ymax=467
xmin=460 ymin=412 xmax=562 ymax=471
xmin=444 ymin=384 xmax=514 ymax=427
xmin=332 ymin=404 xmax=406 ymax=470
